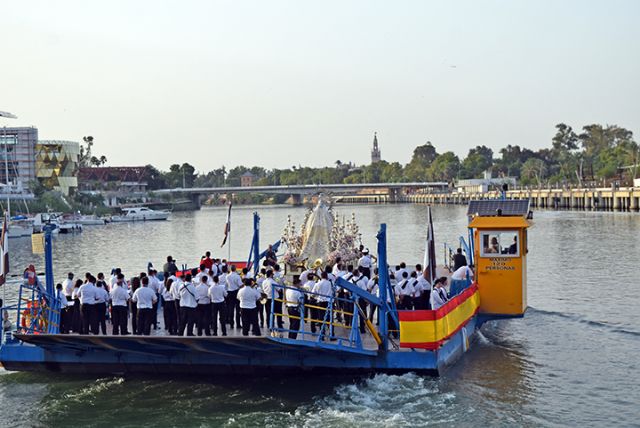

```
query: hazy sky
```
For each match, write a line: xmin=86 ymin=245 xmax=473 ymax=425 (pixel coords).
xmin=1 ymin=0 xmax=639 ymax=172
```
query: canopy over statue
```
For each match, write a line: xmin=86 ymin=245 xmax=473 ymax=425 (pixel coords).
xmin=282 ymin=196 xmax=362 ymax=268
xmin=298 ymin=199 xmax=334 ymax=265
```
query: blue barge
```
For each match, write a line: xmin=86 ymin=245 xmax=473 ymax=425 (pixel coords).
xmin=0 ymin=201 xmax=531 ymax=376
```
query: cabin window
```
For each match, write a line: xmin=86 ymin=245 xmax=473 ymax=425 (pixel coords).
xmin=480 ymin=231 xmax=519 ymax=257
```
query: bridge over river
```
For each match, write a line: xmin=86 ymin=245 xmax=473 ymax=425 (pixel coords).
xmin=153 ymin=182 xmax=448 ymax=205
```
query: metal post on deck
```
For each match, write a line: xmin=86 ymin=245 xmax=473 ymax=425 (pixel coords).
xmin=253 ymin=212 xmax=260 ymax=277
xmin=377 ymin=224 xmax=389 ymax=351
xmin=44 ymin=224 xmax=55 ymax=296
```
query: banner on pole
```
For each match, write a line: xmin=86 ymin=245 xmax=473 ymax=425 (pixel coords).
xmin=32 ymin=232 xmax=44 ymax=255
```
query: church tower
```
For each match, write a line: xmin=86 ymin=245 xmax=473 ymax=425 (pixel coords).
xmin=371 ymin=132 xmax=381 ymax=163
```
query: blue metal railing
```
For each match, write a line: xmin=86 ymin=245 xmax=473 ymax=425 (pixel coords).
xmin=268 ymin=283 xmax=365 ymax=350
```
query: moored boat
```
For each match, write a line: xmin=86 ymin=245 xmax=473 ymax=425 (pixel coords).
xmin=110 ymin=206 xmax=170 ymax=222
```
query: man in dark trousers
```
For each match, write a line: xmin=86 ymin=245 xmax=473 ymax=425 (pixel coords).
xmin=453 ymin=248 xmax=468 ymax=271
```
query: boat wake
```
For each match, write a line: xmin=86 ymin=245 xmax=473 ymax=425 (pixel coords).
xmin=527 ymin=306 xmax=640 ymax=338
xmin=295 ymin=373 xmax=462 ymax=427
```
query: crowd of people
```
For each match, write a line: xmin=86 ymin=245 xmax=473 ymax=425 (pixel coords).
xmin=53 ymin=247 xmax=474 ymax=339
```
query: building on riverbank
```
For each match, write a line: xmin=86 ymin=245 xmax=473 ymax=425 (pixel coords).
xmin=0 ymin=127 xmax=80 ymax=196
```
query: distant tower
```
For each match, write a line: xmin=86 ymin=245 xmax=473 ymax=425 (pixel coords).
xmin=371 ymin=132 xmax=381 ymax=163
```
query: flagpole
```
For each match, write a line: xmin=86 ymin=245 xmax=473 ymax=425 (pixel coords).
xmin=227 ymin=218 xmax=231 ymax=261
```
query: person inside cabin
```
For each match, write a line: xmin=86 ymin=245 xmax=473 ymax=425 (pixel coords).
xmin=195 ymin=275 xmax=212 ymax=336
xmin=453 ymin=248 xmax=468 ymax=271
xmin=132 ymin=276 xmax=157 ymax=335
xmin=94 ymin=281 xmax=109 ymax=335
xmin=487 ymin=237 xmax=500 ymax=254
xmin=237 ymin=278 xmax=262 ymax=336
xmin=508 ymin=236 xmax=518 ymax=254
xmin=226 ymin=265 xmax=243 ymax=329
xmin=178 ymin=273 xmax=198 ymax=336
xmin=208 ymin=275 xmax=227 ymax=336
xmin=110 ymin=274 xmax=130 ymax=335
xmin=430 ymin=277 xmax=449 ymax=310
xmin=285 ymin=278 xmax=304 ymax=339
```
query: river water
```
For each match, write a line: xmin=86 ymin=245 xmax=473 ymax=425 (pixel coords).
xmin=0 ymin=204 xmax=638 ymax=427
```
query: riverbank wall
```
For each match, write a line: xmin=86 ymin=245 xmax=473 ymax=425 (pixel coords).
xmin=397 ymin=187 xmax=640 ymax=211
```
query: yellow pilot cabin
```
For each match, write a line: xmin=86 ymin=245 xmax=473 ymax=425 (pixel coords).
xmin=467 ymin=200 xmax=532 ymax=317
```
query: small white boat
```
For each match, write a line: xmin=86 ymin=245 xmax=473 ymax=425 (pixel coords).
xmin=6 ymin=220 xmax=33 ymax=239
xmin=110 ymin=207 xmax=170 ymax=222
xmin=74 ymin=214 xmax=108 ymax=226
xmin=32 ymin=213 xmax=82 ymax=235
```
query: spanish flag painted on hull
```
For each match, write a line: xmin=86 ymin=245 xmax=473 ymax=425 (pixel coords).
xmin=399 ymin=284 xmax=480 ymax=350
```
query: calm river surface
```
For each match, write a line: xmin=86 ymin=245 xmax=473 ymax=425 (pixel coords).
xmin=1 ymin=204 xmax=639 ymax=427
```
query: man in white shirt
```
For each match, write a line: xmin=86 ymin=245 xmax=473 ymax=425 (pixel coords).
xmin=430 ymin=277 xmax=449 ymax=310
xmin=208 ymin=275 xmax=227 ymax=336
xmin=311 ymin=272 xmax=334 ymax=336
xmin=147 ymin=269 xmax=162 ymax=330
xmin=237 ymin=278 xmax=261 ymax=336
xmin=178 ymin=274 xmax=198 ymax=336
xmin=62 ymin=272 xmax=75 ymax=301
xmin=352 ymin=269 xmax=370 ymax=333
xmin=110 ymin=274 xmax=130 ymax=335
xmin=394 ymin=271 xmax=414 ymax=310
xmin=162 ymin=278 xmax=178 ymax=335
xmin=225 ymin=265 xmax=243 ymax=329
xmin=95 ymin=282 xmax=110 ymax=335
xmin=261 ymin=270 xmax=276 ymax=329
xmin=331 ymin=257 xmax=343 ymax=277
xmin=285 ymin=278 xmax=304 ymax=339
xmin=414 ymin=268 xmax=431 ymax=310
xmin=450 ymin=265 xmax=475 ymax=297
xmin=78 ymin=276 xmax=98 ymax=335
xmin=195 ymin=275 xmax=212 ymax=336
xmin=132 ymin=276 xmax=158 ymax=335
xmin=449 ymin=265 xmax=473 ymax=297
xmin=357 ymin=249 xmax=376 ymax=279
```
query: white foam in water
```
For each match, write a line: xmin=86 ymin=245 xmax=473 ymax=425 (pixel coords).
xmin=62 ymin=377 xmax=124 ymax=403
xmin=294 ymin=374 xmax=459 ymax=427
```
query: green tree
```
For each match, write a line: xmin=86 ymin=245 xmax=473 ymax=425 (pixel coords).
xmin=428 ymin=152 xmax=460 ymax=182
xmin=405 ymin=142 xmax=438 ymax=181
xmin=460 ymin=145 xmax=493 ymax=179
xmin=521 ymin=158 xmax=547 ymax=187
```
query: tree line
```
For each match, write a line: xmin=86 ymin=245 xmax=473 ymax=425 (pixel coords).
xmin=141 ymin=123 xmax=638 ymax=191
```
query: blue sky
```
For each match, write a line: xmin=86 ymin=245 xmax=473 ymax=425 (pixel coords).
xmin=1 ymin=0 xmax=638 ymax=171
